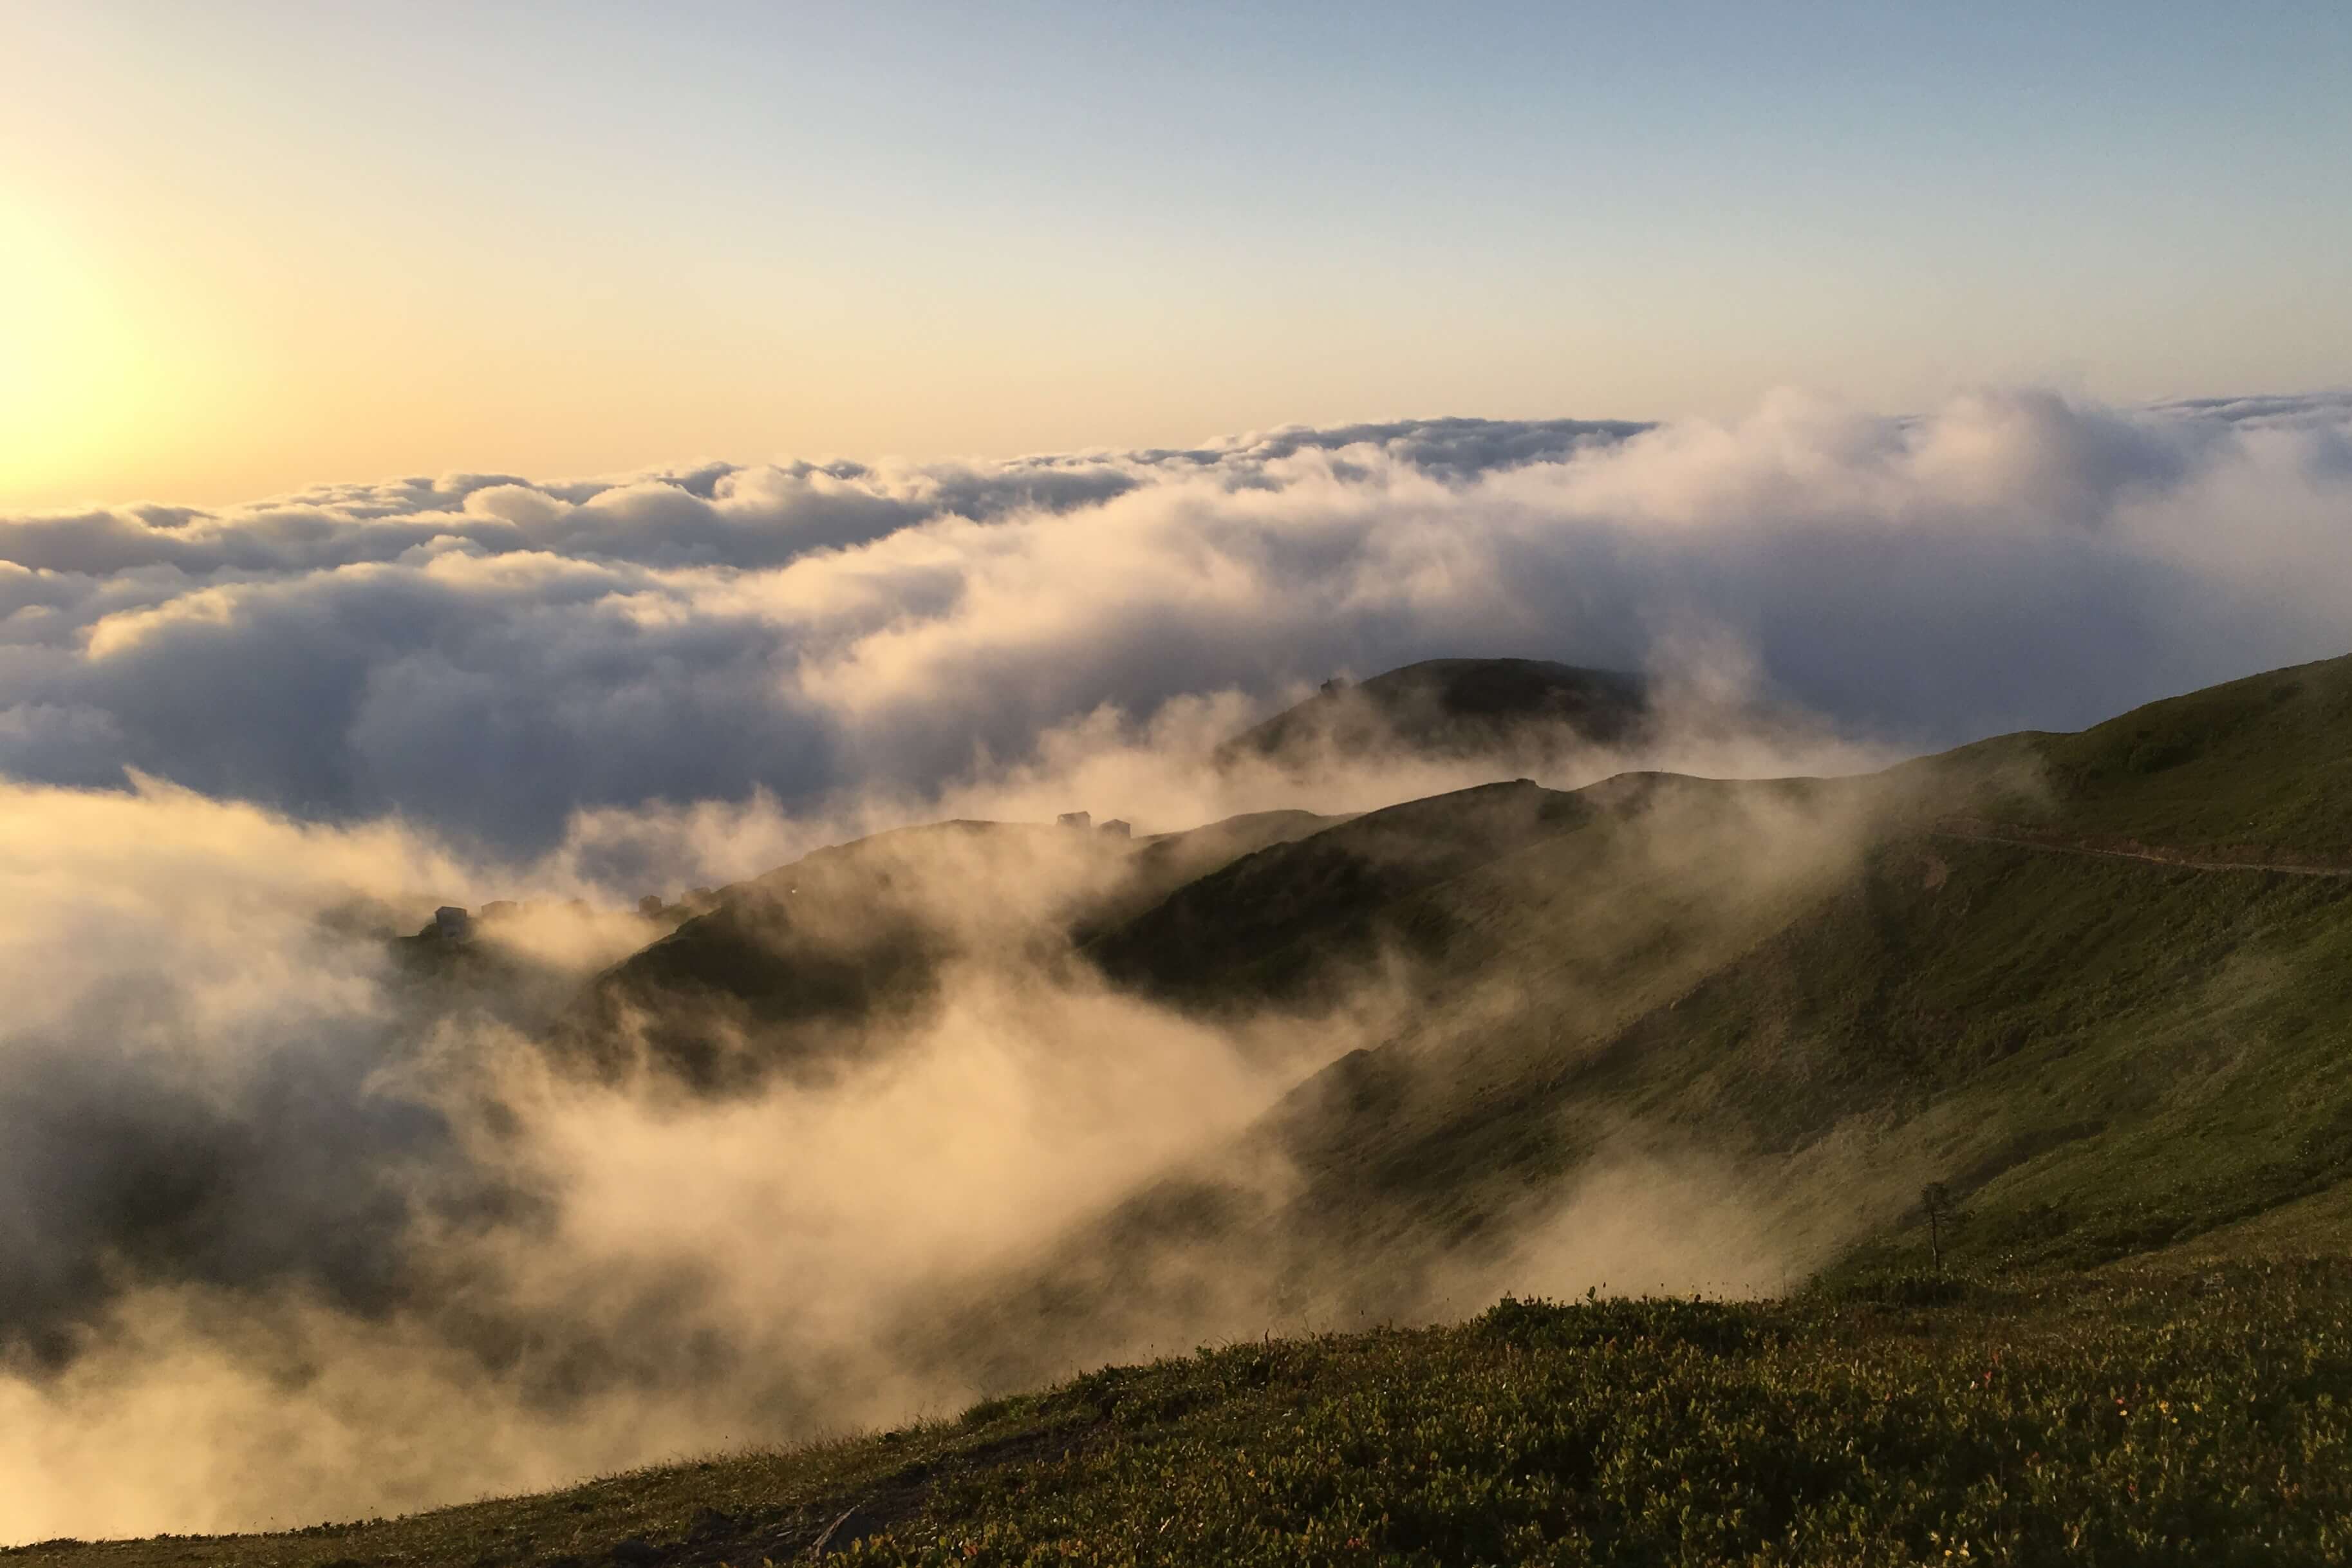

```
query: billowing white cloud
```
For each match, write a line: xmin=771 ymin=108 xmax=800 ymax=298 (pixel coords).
xmin=3 ymin=391 xmax=2347 ymax=854
xmin=0 ymin=775 xmax=1358 ymax=1538
xmin=6 ymin=387 xmax=2351 ymax=1539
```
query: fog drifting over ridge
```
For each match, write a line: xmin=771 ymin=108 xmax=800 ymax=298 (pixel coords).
xmin=5 ymin=388 xmax=2350 ymax=857
xmin=0 ymin=766 xmax=1876 ymax=1541
xmin=6 ymin=386 xmax=2352 ymax=1540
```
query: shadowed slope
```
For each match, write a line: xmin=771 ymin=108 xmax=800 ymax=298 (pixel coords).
xmin=1212 ymin=651 xmax=2352 ymax=1289
xmin=550 ymin=810 xmax=1341 ymax=1090
xmin=23 ymin=653 xmax=2352 ymax=1559
xmin=912 ymin=654 xmax=2352 ymax=1384
xmin=1214 ymin=657 xmax=1649 ymax=774
xmin=1086 ymin=779 xmax=1594 ymax=1010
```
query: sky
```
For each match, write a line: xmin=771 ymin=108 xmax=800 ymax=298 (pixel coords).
xmin=11 ymin=8 xmax=2352 ymax=1538
xmin=4 ymin=0 xmax=2349 ymax=509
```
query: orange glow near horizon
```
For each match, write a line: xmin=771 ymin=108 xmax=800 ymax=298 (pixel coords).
xmin=0 ymin=203 xmax=158 ymax=502
xmin=6 ymin=6 xmax=2347 ymax=514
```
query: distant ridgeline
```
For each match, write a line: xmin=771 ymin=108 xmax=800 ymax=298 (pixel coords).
xmin=449 ymin=651 xmax=2352 ymax=1341
xmin=1213 ymin=657 xmax=1650 ymax=773
xmin=37 ymin=658 xmax=2352 ymax=1561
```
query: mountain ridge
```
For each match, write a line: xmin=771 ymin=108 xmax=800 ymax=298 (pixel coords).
xmin=98 ymin=647 xmax=2352 ymax=1562
xmin=1213 ymin=657 xmax=1650 ymax=774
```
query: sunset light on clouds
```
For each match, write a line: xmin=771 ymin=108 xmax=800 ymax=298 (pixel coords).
xmin=6 ymin=1 xmax=2349 ymax=509
xmin=9 ymin=3 xmax=2352 ymax=1553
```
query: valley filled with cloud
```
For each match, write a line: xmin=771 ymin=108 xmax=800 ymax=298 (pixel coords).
xmin=6 ymin=386 xmax=2352 ymax=1539
xmin=7 ymin=389 xmax=2348 ymax=863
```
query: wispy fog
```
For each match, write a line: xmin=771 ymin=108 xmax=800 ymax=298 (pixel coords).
xmin=0 ymin=761 xmax=1885 ymax=1540
xmin=3 ymin=386 xmax=2347 ymax=1539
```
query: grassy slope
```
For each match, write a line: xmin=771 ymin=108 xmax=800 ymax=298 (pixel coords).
xmin=18 ymin=1263 xmax=2352 ymax=1565
xmin=1190 ymin=653 xmax=2352 ymax=1293
xmin=552 ymin=809 xmax=1340 ymax=1088
xmin=902 ymin=774 xmax=1883 ymax=1397
xmin=1214 ymin=658 xmax=1648 ymax=770
xmin=1117 ymin=830 xmax=2352 ymax=1316
xmin=1585 ymin=839 xmax=2352 ymax=1273
xmin=1567 ymin=652 xmax=2352 ymax=1276
xmin=1085 ymin=780 xmax=1596 ymax=1009
xmin=21 ymin=653 xmax=2352 ymax=1562
xmin=1933 ymin=652 xmax=2352 ymax=858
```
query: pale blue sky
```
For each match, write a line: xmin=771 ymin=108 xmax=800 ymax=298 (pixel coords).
xmin=5 ymin=0 xmax=2348 ymax=504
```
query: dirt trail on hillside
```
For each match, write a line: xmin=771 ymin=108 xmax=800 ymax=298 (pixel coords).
xmin=1930 ymin=819 xmax=2352 ymax=879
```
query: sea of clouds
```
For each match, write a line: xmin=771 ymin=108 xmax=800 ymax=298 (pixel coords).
xmin=5 ymin=386 xmax=2352 ymax=1540
xmin=7 ymin=388 xmax=2349 ymax=864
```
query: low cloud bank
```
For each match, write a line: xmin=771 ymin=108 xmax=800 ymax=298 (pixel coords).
xmin=0 ymin=756 xmax=1871 ymax=1540
xmin=4 ymin=391 xmax=2348 ymax=854
xmin=0 ymin=779 xmax=1459 ymax=1537
xmin=0 ymin=780 xmax=1316 ymax=1536
xmin=4 ymin=387 xmax=2350 ymax=1538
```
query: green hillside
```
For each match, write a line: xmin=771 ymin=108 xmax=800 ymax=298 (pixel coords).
xmin=1923 ymin=653 xmax=2352 ymax=860
xmin=24 ymin=651 xmax=2352 ymax=1562
xmin=864 ymin=650 xmax=2352 ymax=1542
xmin=1213 ymin=658 xmax=1650 ymax=775
xmin=550 ymin=808 xmax=1339 ymax=1088
xmin=1068 ymin=653 xmax=2352 ymax=1305
xmin=1087 ymin=779 xmax=1596 ymax=1009
xmin=19 ymin=1264 xmax=2352 ymax=1565
xmin=1064 ymin=662 xmax=2352 ymax=1320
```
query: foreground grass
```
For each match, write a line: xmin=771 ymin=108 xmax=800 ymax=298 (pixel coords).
xmin=14 ymin=1258 xmax=2352 ymax=1566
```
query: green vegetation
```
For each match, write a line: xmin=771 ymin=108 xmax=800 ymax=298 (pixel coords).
xmin=1214 ymin=657 xmax=1648 ymax=773
xmin=1578 ymin=835 xmax=2352 ymax=1279
xmin=1945 ymin=653 xmax=2352 ymax=859
xmin=1130 ymin=654 xmax=2352 ymax=1301
xmin=1087 ymin=779 xmax=1598 ymax=1009
xmin=554 ymin=810 xmax=1339 ymax=1088
xmin=17 ymin=1262 xmax=2352 ymax=1565
xmin=23 ymin=652 xmax=2352 ymax=1562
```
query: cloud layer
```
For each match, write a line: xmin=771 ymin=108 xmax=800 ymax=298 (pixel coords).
xmin=6 ymin=391 xmax=2348 ymax=857
xmin=0 ymin=778 xmax=1376 ymax=1538
xmin=0 ymin=769 xmax=1854 ymax=1541
xmin=5 ymin=387 xmax=2352 ymax=1540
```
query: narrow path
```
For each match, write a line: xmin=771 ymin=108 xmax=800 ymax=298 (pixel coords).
xmin=1928 ymin=822 xmax=2352 ymax=879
